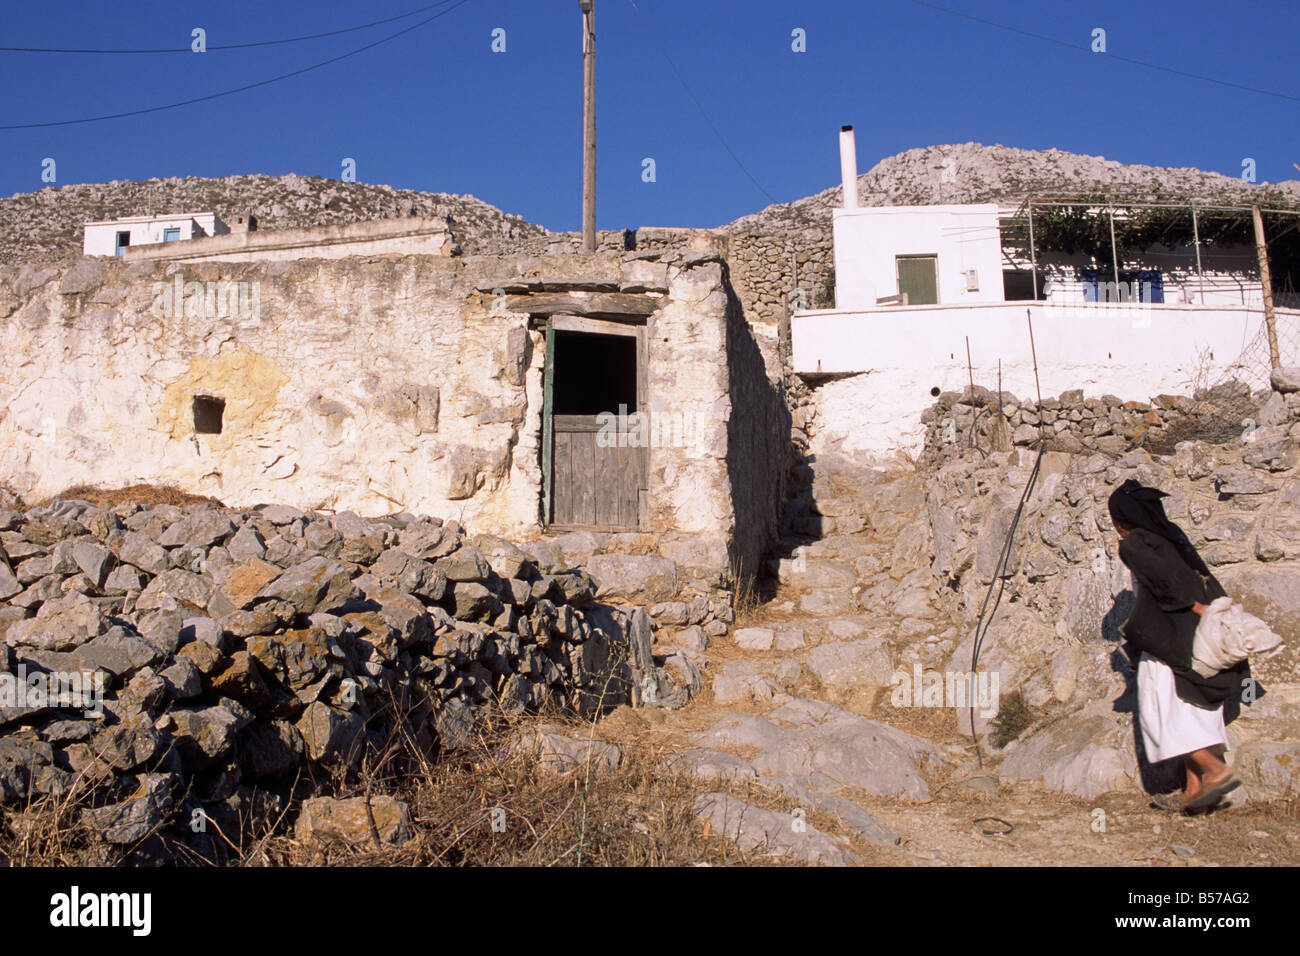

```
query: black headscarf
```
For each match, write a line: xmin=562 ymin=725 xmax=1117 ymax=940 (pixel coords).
xmin=1108 ymin=478 xmax=1210 ymax=577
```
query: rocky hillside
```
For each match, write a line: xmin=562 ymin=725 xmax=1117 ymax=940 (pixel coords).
xmin=5 ymin=145 xmax=1299 ymax=267
xmin=0 ymin=173 xmax=546 ymax=264
xmin=724 ymin=142 xmax=1300 ymax=231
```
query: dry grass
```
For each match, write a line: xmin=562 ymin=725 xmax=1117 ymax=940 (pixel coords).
xmin=254 ymin=701 xmax=779 ymax=867
xmin=1 ymin=755 xmax=123 ymax=866
xmin=32 ymin=483 xmax=225 ymax=510
xmin=0 ymin=683 xmax=774 ymax=867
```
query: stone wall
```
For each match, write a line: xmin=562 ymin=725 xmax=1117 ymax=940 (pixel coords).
xmin=921 ymin=380 xmax=1284 ymax=463
xmin=723 ymin=263 xmax=792 ymax=586
xmin=529 ymin=225 xmax=833 ymax=330
xmin=123 ymin=217 xmax=457 ymax=264
xmin=921 ymin=370 xmax=1300 ymax=799
xmin=0 ymin=495 xmax=710 ymax=858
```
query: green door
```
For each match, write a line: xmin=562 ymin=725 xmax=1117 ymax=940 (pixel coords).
xmin=897 ymin=255 xmax=938 ymax=305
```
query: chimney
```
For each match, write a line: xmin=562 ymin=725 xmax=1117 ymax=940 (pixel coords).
xmin=839 ymin=125 xmax=859 ymax=210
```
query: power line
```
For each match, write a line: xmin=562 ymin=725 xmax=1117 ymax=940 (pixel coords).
xmin=910 ymin=0 xmax=1300 ymax=105
xmin=0 ymin=1 xmax=459 ymax=54
xmin=0 ymin=0 xmax=474 ymax=130
xmin=626 ymin=0 xmax=776 ymax=203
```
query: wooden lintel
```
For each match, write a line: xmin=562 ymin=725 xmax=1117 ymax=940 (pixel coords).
xmin=550 ymin=314 xmax=641 ymax=337
xmin=506 ymin=292 xmax=658 ymax=319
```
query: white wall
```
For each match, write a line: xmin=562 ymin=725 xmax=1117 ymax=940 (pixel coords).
xmin=83 ymin=213 xmax=227 ymax=256
xmin=833 ymin=204 xmax=1005 ymax=310
xmin=793 ymin=301 xmax=1300 ymax=462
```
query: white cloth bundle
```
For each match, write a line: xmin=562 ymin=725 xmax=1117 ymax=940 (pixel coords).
xmin=1192 ymin=597 xmax=1285 ymax=678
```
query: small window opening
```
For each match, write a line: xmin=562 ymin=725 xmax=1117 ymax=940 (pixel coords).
xmin=193 ymin=395 xmax=225 ymax=434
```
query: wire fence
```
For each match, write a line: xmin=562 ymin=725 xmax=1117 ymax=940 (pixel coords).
xmin=1209 ymin=311 xmax=1300 ymax=393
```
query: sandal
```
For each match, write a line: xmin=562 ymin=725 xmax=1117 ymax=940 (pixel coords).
xmin=1150 ymin=793 xmax=1185 ymax=812
xmin=1183 ymin=775 xmax=1241 ymax=811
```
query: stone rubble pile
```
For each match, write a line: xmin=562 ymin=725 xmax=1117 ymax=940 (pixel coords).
xmin=0 ymin=496 xmax=701 ymax=857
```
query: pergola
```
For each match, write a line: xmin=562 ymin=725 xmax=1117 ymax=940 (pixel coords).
xmin=1001 ymin=196 xmax=1300 ymax=369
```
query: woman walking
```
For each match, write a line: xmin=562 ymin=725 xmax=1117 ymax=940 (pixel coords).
xmin=1109 ymin=479 xmax=1246 ymax=812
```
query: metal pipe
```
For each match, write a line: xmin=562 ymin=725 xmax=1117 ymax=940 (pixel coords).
xmin=838 ymin=126 xmax=859 ymax=210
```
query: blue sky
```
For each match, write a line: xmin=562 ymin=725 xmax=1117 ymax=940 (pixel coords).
xmin=1 ymin=1 xmax=1297 ymax=230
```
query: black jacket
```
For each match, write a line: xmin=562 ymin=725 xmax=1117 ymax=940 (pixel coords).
xmin=1117 ymin=528 xmax=1249 ymax=709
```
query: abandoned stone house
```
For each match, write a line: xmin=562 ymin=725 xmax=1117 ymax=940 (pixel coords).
xmin=0 ymin=217 xmax=789 ymax=611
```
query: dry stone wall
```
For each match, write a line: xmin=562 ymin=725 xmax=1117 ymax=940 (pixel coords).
xmin=534 ymin=224 xmax=833 ymax=330
xmin=922 ymin=369 xmax=1300 ymax=800
xmin=921 ymin=380 xmax=1279 ymax=462
xmin=0 ymin=494 xmax=708 ymax=860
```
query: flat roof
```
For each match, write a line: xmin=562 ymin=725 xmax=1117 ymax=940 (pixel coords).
xmin=84 ymin=212 xmax=218 ymax=227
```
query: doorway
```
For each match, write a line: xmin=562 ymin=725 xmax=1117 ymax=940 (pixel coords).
xmin=542 ymin=316 xmax=647 ymax=530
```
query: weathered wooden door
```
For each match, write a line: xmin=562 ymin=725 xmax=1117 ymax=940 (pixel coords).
xmin=543 ymin=315 xmax=647 ymax=530
xmin=897 ymin=254 xmax=938 ymax=305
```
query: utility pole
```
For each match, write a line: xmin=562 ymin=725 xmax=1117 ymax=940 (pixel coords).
xmin=1252 ymin=205 xmax=1281 ymax=369
xmin=580 ymin=0 xmax=596 ymax=253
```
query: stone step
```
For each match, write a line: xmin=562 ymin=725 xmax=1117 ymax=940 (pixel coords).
xmin=782 ymin=513 xmax=870 ymax=538
xmin=771 ymin=555 xmax=857 ymax=588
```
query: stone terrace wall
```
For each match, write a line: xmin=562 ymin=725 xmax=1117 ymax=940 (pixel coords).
xmin=920 ymin=372 xmax=1300 ymax=799
xmin=921 ymin=380 xmax=1282 ymax=463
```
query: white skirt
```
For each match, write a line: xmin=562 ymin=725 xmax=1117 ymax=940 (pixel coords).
xmin=1137 ymin=653 xmax=1228 ymax=762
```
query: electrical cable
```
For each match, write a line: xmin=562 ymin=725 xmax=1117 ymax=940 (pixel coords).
xmin=911 ymin=0 xmax=1300 ymax=105
xmin=0 ymin=0 xmax=474 ymax=129
xmin=625 ymin=0 xmax=776 ymax=202
xmin=0 ymin=1 xmax=459 ymax=54
xmin=966 ymin=311 xmax=1048 ymax=767
xmin=967 ymin=442 xmax=1043 ymax=767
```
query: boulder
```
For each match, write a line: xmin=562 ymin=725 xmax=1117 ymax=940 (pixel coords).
xmin=807 ymin=638 xmax=894 ymax=688
xmin=82 ymin=773 xmax=178 ymax=844
xmin=585 ymin=554 xmax=677 ymax=603
xmin=694 ymin=792 xmax=857 ymax=866
xmin=1270 ymin=366 xmax=1300 ymax=393
xmin=997 ymin=711 xmax=1138 ymax=799
xmin=254 ymin=556 xmax=356 ymax=615
xmin=295 ymin=701 xmax=365 ymax=763
xmin=511 ymin=726 xmax=621 ymax=774
xmin=5 ymin=593 xmax=107 ymax=651
xmin=296 ymin=795 xmax=412 ymax=846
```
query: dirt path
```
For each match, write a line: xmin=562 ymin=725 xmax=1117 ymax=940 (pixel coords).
xmin=596 ymin=468 xmax=1300 ymax=866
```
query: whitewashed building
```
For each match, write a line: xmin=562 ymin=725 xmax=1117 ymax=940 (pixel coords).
xmin=793 ymin=127 xmax=1299 ymax=462
xmin=83 ymin=212 xmax=229 ymax=257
